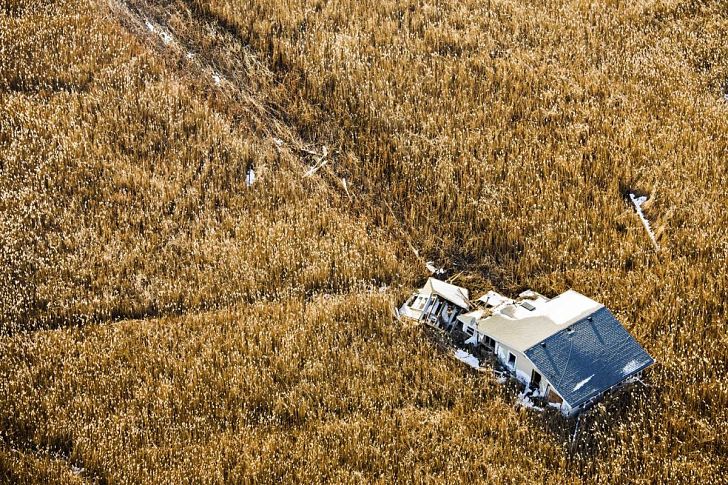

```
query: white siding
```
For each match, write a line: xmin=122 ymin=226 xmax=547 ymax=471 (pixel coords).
xmin=493 ymin=341 xmax=551 ymax=397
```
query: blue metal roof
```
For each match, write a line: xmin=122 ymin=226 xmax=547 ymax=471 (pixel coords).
xmin=524 ymin=307 xmax=654 ymax=408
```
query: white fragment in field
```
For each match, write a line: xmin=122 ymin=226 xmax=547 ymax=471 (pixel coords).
xmin=573 ymin=374 xmax=594 ymax=391
xmin=454 ymin=349 xmax=480 ymax=370
xmin=144 ymin=19 xmax=174 ymax=46
xmin=632 ymin=195 xmax=647 ymax=208
xmin=186 ymin=52 xmax=195 ymax=59
xmin=342 ymin=177 xmax=351 ymax=198
xmin=304 ymin=159 xmax=327 ymax=177
xmin=246 ymin=167 xmax=256 ymax=187
xmin=212 ymin=73 xmax=222 ymax=86
xmin=70 ymin=465 xmax=84 ymax=475
xmin=159 ymin=30 xmax=173 ymax=45
xmin=629 ymin=193 xmax=659 ymax=251
xmin=273 ymin=137 xmax=284 ymax=147
xmin=425 ymin=261 xmax=446 ymax=275
xmin=623 ymin=359 xmax=640 ymax=375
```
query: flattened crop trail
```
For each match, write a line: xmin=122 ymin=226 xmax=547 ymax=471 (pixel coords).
xmin=105 ymin=0 xmax=288 ymax=140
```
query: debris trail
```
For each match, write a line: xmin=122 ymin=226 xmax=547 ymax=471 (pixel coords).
xmin=629 ymin=193 xmax=659 ymax=251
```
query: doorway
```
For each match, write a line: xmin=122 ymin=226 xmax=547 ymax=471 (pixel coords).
xmin=530 ymin=370 xmax=542 ymax=390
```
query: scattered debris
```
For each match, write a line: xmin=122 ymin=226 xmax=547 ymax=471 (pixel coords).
xmin=629 ymin=193 xmax=659 ymax=251
xmin=273 ymin=137 xmax=284 ymax=148
xmin=342 ymin=177 xmax=351 ymax=199
xmin=425 ymin=261 xmax=446 ymax=276
xmin=304 ymin=159 xmax=327 ymax=177
xmin=517 ymin=391 xmax=545 ymax=412
xmin=212 ymin=73 xmax=222 ymax=86
xmin=144 ymin=19 xmax=174 ymax=45
xmin=446 ymin=271 xmax=463 ymax=284
xmin=186 ymin=51 xmax=195 ymax=59
xmin=246 ymin=167 xmax=256 ymax=187
xmin=300 ymin=145 xmax=327 ymax=157
xmin=304 ymin=146 xmax=329 ymax=178
xmin=159 ymin=30 xmax=173 ymax=45
xmin=454 ymin=349 xmax=481 ymax=370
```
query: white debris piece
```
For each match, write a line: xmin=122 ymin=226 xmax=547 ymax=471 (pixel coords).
xmin=629 ymin=193 xmax=659 ymax=251
xmin=477 ymin=290 xmax=512 ymax=309
xmin=273 ymin=137 xmax=284 ymax=147
xmin=454 ymin=349 xmax=480 ymax=370
xmin=425 ymin=261 xmax=446 ymax=275
xmin=144 ymin=19 xmax=173 ymax=45
xmin=212 ymin=73 xmax=222 ymax=86
xmin=622 ymin=359 xmax=640 ymax=375
xmin=246 ymin=167 xmax=256 ymax=187
xmin=516 ymin=392 xmax=544 ymax=412
xmin=342 ymin=177 xmax=351 ymax=198
xmin=632 ymin=195 xmax=648 ymax=208
xmin=573 ymin=374 xmax=594 ymax=392
xmin=398 ymin=304 xmax=419 ymax=320
xmin=186 ymin=52 xmax=195 ymax=59
xmin=159 ymin=30 xmax=173 ymax=45
xmin=304 ymin=159 xmax=327 ymax=177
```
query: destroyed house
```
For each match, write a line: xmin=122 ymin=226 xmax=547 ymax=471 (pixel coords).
xmin=399 ymin=278 xmax=470 ymax=330
xmin=458 ymin=289 xmax=654 ymax=415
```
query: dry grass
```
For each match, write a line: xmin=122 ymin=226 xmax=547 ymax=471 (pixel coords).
xmin=1 ymin=0 xmax=727 ymax=482
xmin=0 ymin=0 xmax=405 ymax=334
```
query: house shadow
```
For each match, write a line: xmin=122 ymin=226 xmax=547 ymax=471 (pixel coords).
xmin=451 ymin=329 xmax=658 ymax=461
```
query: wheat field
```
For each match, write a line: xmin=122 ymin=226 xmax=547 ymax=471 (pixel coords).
xmin=1 ymin=0 xmax=727 ymax=482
